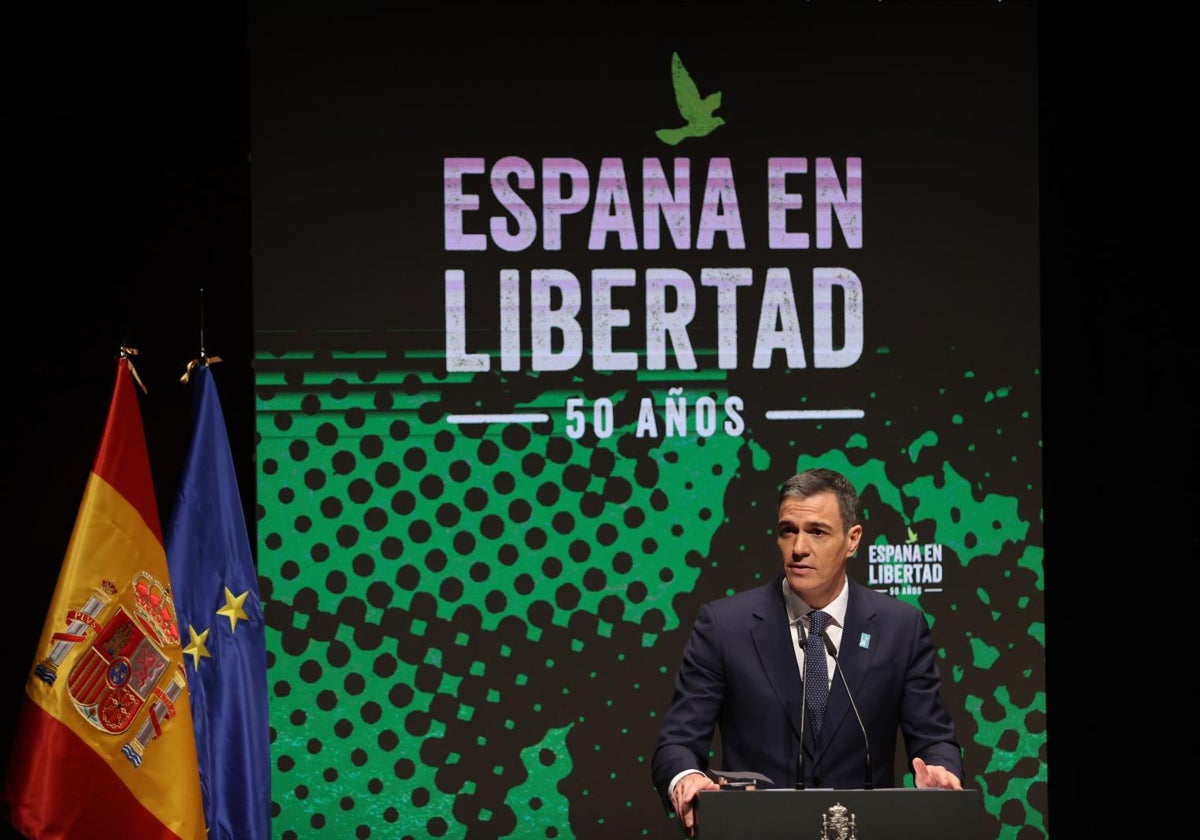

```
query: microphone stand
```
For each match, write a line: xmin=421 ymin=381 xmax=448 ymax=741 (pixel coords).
xmin=821 ymin=630 xmax=873 ymax=790
xmin=795 ymin=622 xmax=808 ymax=790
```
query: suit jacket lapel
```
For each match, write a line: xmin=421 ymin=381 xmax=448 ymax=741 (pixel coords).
xmin=749 ymin=578 xmax=805 ymax=743
xmin=820 ymin=579 xmax=878 ymax=747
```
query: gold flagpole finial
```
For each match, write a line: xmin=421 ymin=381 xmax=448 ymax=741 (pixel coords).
xmin=119 ymin=346 xmax=148 ymax=394
xmin=180 ymin=354 xmax=223 ymax=384
xmin=180 ymin=357 xmax=201 ymax=383
xmin=180 ymin=287 xmax=225 ymax=383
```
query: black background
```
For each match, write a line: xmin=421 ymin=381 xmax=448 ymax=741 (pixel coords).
xmin=2 ymin=3 xmax=1193 ymax=837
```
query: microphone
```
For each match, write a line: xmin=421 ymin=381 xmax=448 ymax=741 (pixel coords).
xmin=820 ymin=629 xmax=873 ymax=790
xmin=795 ymin=621 xmax=808 ymax=790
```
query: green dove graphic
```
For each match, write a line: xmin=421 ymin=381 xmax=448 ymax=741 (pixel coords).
xmin=656 ymin=51 xmax=724 ymax=145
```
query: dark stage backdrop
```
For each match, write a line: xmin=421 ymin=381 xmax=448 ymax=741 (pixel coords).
xmin=249 ymin=4 xmax=1040 ymax=839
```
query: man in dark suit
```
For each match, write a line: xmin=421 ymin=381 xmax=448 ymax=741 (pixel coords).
xmin=651 ymin=467 xmax=963 ymax=836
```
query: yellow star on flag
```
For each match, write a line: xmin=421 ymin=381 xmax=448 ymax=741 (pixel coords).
xmin=184 ymin=624 xmax=212 ymax=669
xmin=217 ymin=586 xmax=250 ymax=633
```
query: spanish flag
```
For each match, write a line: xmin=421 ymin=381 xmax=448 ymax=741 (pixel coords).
xmin=2 ymin=354 xmax=206 ymax=839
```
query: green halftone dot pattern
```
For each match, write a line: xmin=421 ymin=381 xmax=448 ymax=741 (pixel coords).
xmin=259 ymin=382 xmax=742 ymax=641
xmin=255 ymin=351 xmax=1046 ymax=839
xmin=1018 ymin=544 xmax=1044 ymax=590
xmin=904 ymin=464 xmax=1029 ymax=566
xmin=264 ymin=603 xmax=615 ymax=838
xmin=265 ymin=604 xmax=421 ymax=836
xmin=969 ymin=636 xmax=1001 ymax=669
xmin=257 ymin=367 xmax=750 ymax=838
xmin=1027 ymin=621 xmax=1045 ymax=647
xmin=791 ymin=449 xmax=907 ymax=522
xmin=506 ymin=725 xmax=574 ymax=838
xmin=635 ymin=431 xmax=747 ymax=634
xmin=747 ymin=437 xmax=771 ymax=470
xmin=907 ymin=429 xmax=939 ymax=461
xmin=266 ymin=624 xmax=462 ymax=839
xmin=964 ymin=686 xmax=1047 ymax=839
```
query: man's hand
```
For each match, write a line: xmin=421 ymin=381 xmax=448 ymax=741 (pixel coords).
xmin=671 ymin=771 xmax=721 ymax=837
xmin=912 ymin=757 xmax=962 ymax=790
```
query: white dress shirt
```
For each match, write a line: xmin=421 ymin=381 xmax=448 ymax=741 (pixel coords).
xmin=782 ymin=573 xmax=850 ymax=687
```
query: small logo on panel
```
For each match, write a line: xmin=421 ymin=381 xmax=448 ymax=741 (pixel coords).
xmin=866 ymin=529 xmax=947 ymax=597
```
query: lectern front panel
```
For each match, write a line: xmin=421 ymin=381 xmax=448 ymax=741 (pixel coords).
xmin=696 ymin=788 xmax=984 ymax=840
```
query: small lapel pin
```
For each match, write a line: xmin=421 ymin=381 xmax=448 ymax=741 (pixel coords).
xmin=859 ymin=633 xmax=871 ymax=649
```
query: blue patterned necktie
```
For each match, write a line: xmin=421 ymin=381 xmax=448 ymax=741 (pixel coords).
xmin=805 ymin=610 xmax=831 ymax=733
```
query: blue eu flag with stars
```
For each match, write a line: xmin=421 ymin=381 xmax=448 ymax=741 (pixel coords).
xmin=165 ymin=362 xmax=271 ymax=840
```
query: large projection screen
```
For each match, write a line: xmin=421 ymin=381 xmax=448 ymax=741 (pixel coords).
xmin=250 ymin=4 xmax=1042 ymax=838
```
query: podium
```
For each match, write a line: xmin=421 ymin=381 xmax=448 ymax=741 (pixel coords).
xmin=696 ymin=788 xmax=984 ymax=839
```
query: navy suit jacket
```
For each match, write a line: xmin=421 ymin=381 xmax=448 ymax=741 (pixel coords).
xmin=651 ymin=574 xmax=962 ymax=809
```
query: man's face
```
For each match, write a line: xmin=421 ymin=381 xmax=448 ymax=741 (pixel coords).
xmin=776 ymin=490 xmax=862 ymax=607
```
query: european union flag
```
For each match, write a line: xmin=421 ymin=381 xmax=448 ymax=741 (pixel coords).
xmin=165 ymin=362 xmax=271 ymax=840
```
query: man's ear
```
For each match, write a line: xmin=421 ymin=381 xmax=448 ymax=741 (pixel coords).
xmin=847 ymin=524 xmax=863 ymax=554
